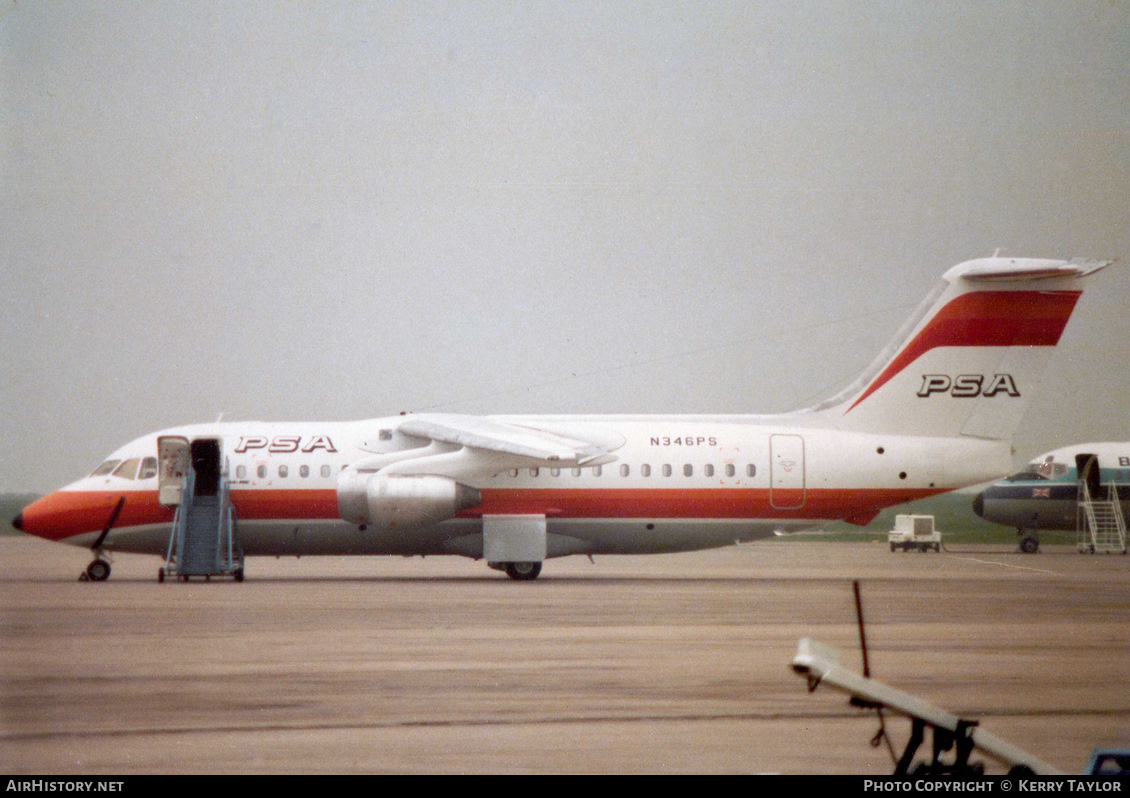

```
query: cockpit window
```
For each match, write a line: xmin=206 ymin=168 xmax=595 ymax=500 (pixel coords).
xmin=90 ymin=460 xmax=122 ymax=477
xmin=138 ymin=457 xmax=158 ymax=480
xmin=1005 ymin=470 xmax=1049 ymax=482
xmin=112 ymin=458 xmax=140 ymax=480
xmin=1010 ymin=461 xmax=1069 ymax=481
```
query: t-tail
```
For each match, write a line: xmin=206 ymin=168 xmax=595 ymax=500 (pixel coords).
xmin=804 ymin=257 xmax=1112 ymax=439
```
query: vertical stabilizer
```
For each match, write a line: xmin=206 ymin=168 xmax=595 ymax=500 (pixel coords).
xmin=808 ymin=258 xmax=1110 ymax=439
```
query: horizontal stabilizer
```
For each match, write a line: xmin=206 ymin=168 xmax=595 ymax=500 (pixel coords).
xmin=959 ymin=258 xmax=1113 ymax=282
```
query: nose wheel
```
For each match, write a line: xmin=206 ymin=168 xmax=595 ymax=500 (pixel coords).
xmin=80 ymin=558 xmax=111 ymax=582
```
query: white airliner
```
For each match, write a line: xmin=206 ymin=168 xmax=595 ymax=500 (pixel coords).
xmin=12 ymin=257 xmax=1111 ymax=581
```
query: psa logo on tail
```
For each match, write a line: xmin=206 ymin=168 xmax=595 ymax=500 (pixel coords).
xmin=917 ymin=374 xmax=1020 ymax=399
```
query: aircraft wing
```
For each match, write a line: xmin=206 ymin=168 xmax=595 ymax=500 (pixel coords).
xmin=346 ymin=413 xmax=621 ymax=483
xmin=792 ymin=638 xmax=1064 ymax=775
xmin=399 ymin=414 xmax=616 ymax=466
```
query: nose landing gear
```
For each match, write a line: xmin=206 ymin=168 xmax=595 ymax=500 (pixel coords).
xmin=80 ymin=558 xmax=111 ymax=582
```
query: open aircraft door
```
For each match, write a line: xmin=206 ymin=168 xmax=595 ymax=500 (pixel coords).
xmin=1075 ymin=452 xmax=1101 ymax=499
xmin=158 ymin=436 xmax=190 ymax=507
xmin=770 ymin=434 xmax=806 ymax=509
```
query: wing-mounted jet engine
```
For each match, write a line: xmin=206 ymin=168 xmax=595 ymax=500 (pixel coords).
xmin=337 ymin=414 xmax=620 ymax=530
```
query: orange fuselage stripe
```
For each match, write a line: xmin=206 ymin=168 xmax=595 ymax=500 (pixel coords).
xmin=17 ymin=485 xmax=943 ymax=542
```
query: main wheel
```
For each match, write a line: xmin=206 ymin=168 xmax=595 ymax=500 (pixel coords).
xmin=85 ymin=559 xmax=111 ymax=582
xmin=1019 ymin=535 xmax=1039 ymax=554
xmin=504 ymin=561 xmax=542 ymax=581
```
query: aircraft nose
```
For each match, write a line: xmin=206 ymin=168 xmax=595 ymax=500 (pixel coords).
xmin=971 ymin=492 xmax=985 ymax=519
xmin=11 ymin=512 xmax=22 ymax=531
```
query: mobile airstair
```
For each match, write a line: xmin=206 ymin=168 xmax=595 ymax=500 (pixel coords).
xmin=1075 ymin=454 xmax=1127 ymax=555
xmin=160 ymin=437 xmax=244 ymax=582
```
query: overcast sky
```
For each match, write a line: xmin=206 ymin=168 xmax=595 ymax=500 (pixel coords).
xmin=2 ymin=1 xmax=1128 ymax=492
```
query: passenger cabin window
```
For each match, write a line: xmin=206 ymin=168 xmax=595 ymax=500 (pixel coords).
xmin=594 ymin=466 xmax=602 ymax=477
xmin=138 ymin=457 xmax=158 ymax=480
xmin=91 ymin=460 xmax=121 ymax=477
xmin=321 ymin=465 xmax=331 ymax=478
xmin=300 ymin=465 xmax=309 ymax=478
xmin=620 ymin=464 xmax=630 ymax=477
xmin=642 ymin=464 xmax=651 ymax=477
xmin=112 ymin=458 xmax=139 ymax=480
xmin=257 ymin=465 xmax=267 ymax=479
xmin=704 ymin=464 xmax=715 ymax=477
xmin=662 ymin=464 xmax=672 ymax=477
xmin=279 ymin=465 xmax=288 ymax=478
xmin=747 ymin=464 xmax=756 ymax=477
xmin=236 ymin=465 xmax=247 ymax=479
xmin=725 ymin=464 xmax=736 ymax=477
xmin=683 ymin=464 xmax=693 ymax=477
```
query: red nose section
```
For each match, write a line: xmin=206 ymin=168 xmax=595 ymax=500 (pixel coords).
xmin=11 ymin=491 xmax=160 ymax=542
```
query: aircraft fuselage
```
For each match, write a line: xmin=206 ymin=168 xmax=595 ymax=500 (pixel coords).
xmin=17 ymin=416 xmax=1009 ymax=559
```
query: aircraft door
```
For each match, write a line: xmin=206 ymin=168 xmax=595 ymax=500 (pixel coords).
xmin=158 ymin=436 xmax=190 ymax=507
xmin=1075 ymin=453 xmax=1101 ymax=499
xmin=190 ymin=438 xmax=222 ymax=498
xmin=770 ymin=434 xmax=806 ymax=509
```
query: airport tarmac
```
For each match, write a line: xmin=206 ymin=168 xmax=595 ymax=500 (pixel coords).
xmin=1 ymin=535 xmax=1128 ymax=775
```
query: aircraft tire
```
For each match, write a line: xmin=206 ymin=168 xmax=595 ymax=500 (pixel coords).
xmin=1019 ymin=536 xmax=1039 ymax=554
xmin=234 ymin=568 xmax=244 ymax=583
xmin=86 ymin=559 xmax=111 ymax=582
xmin=889 ymin=542 xmax=897 ymax=553
xmin=504 ymin=561 xmax=542 ymax=581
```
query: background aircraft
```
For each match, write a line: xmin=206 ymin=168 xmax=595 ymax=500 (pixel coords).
xmin=12 ymin=257 xmax=1110 ymax=580
xmin=973 ymin=442 xmax=1130 ymax=553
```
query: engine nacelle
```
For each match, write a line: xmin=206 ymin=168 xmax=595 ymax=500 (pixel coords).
xmin=337 ymin=472 xmax=481 ymax=529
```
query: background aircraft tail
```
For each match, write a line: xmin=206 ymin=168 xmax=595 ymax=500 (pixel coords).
xmin=803 ymin=257 xmax=1111 ymax=440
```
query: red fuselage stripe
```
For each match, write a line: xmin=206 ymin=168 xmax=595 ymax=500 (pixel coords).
xmin=17 ymin=486 xmax=943 ymax=542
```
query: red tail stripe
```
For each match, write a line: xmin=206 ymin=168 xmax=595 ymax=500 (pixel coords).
xmin=846 ymin=290 xmax=1080 ymax=414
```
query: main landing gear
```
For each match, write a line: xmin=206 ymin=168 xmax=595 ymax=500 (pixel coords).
xmin=504 ymin=561 xmax=542 ymax=581
xmin=488 ymin=561 xmax=543 ymax=580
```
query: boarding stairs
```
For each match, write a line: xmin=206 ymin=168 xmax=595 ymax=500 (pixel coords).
xmin=162 ymin=463 xmax=244 ymax=581
xmin=1076 ymin=480 xmax=1127 ymax=554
